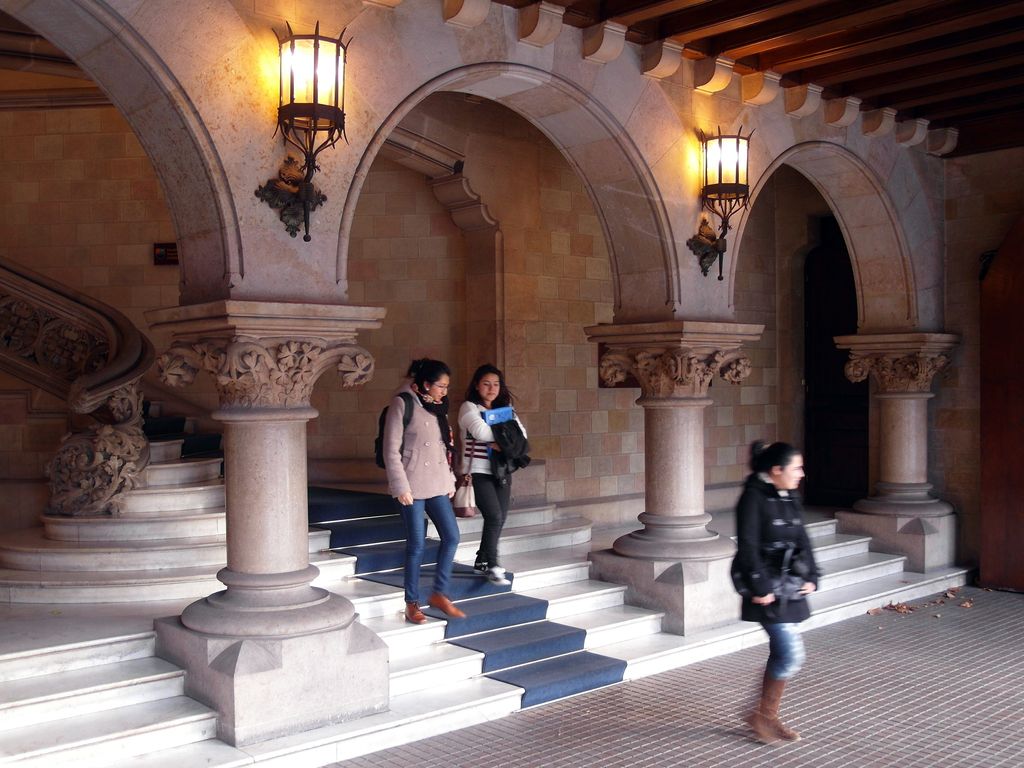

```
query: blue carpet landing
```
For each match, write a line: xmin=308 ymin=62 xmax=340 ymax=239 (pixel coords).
xmin=450 ymin=621 xmax=585 ymax=672
xmin=488 ymin=651 xmax=627 ymax=708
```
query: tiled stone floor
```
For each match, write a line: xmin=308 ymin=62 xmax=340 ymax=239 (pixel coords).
xmin=334 ymin=586 xmax=1023 ymax=768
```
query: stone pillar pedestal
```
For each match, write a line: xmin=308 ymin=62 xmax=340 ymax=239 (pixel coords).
xmin=145 ymin=301 xmax=389 ymax=746
xmin=834 ymin=333 xmax=959 ymax=572
xmin=585 ymin=321 xmax=763 ymax=634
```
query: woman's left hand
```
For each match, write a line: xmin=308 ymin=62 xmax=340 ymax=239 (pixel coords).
xmin=799 ymin=581 xmax=817 ymax=595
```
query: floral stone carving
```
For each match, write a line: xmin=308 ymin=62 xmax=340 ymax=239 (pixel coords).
xmin=844 ymin=352 xmax=950 ymax=393
xmin=599 ymin=347 xmax=753 ymax=398
xmin=47 ymin=382 xmax=149 ymax=517
xmin=157 ymin=337 xmax=376 ymax=409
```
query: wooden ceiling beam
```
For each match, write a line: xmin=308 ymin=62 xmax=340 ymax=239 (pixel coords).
xmin=709 ymin=0 xmax=938 ymax=60
xmin=872 ymin=73 xmax=1024 ymax=111
xmin=601 ymin=0 xmax=710 ymax=28
xmin=838 ymin=45 xmax=1024 ymax=99
xmin=786 ymin=25 xmax=1024 ymax=88
xmin=947 ymin=110 xmax=1024 ymax=156
xmin=911 ymin=89 xmax=1024 ymax=121
xmin=653 ymin=0 xmax=823 ymax=44
xmin=760 ymin=2 xmax=1024 ymax=75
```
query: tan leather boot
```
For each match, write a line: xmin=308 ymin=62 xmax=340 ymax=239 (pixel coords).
xmin=405 ymin=602 xmax=427 ymax=624
xmin=760 ymin=673 xmax=801 ymax=742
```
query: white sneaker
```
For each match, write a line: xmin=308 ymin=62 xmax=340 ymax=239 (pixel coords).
xmin=486 ymin=566 xmax=511 ymax=586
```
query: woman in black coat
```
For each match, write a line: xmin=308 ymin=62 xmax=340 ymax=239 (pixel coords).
xmin=732 ymin=441 xmax=820 ymax=744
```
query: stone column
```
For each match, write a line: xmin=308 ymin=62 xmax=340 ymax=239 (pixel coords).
xmin=144 ymin=300 xmax=389 ymax=746
xmin=834 ymin=333 xmax=959 ymax=572
xmin=584 ymin=321 xmax=763 ymax=634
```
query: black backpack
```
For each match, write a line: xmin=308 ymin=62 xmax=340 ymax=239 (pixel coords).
xmin=374 ymin=392 xmax=415 ymax=469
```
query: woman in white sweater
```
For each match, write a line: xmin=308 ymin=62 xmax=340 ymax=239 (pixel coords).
xmin=458 ymin=364 xmax=526 ymax=585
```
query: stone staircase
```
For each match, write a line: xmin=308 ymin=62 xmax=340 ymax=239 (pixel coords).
xmin=0 ymin=483 xmax=969 ymax=766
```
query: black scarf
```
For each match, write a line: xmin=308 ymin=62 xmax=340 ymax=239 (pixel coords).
xmin=417 ymin=392 xmax=453 ymax=464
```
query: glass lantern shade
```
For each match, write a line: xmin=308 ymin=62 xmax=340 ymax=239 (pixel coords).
xmin=277 ymin=22 xmax=346 ymax=147
xmin=701 ymin=128 xmax=751 ymax=205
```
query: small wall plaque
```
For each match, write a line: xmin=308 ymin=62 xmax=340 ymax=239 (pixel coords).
xmin=153 ymin=242 xmax=178 ymax=266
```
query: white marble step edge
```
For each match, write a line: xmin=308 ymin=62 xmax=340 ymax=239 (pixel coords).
xmin=516 ymin=579 xmax=626 ymax=620
xmin=42 ymin=508 xmax=228 ymax=543
xmin=599 ymin=566 xmax=971 ymax=682
xmin=237 ymin=677 xmax=523 ymax=768
xmin=427 ymin=504 xmax=555 ymax=537
xmin=806 ymin=532 xmax=871 ymax=562
xmin=94 ymin=737 xmax=253 ymax=768
xmin=0 ymin=695 xmax=216 ymax=767
xmin=148 ymin=439 xmax=182 ymax=463
xmin=804 ymin=518 xmax=838 ymax=539
xmin=144 ymin=458 xmax=223 ymax=488
xmin=120 ymin=481 xmax=225 ymax=515
xmin=0 ymin=530 xmax=229 ymax=573
xmin=0 ymin=657 xmax=184 ymax=732
xmin=455 ymin=516 xmax=592 ymax=561
xmin=0 ymin=551 xmax=354 ymax=604
xmin=816 ymin=551 xmax=908 ymax=592
xmin=388 ymin=642 xmax=484 ymax=697
xmin=0 ymin=632 xmax=155 ymax=683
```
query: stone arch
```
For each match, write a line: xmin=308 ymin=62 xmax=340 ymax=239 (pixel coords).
xmin=338 ymin=63 xmax=678 ymax=323
xmin=0 ymin=0 xmax=241 ymax=304
xmin=732 ymin=141 xmax=919 ymax=332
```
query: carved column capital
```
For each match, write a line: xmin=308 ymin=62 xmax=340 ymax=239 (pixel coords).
xmin=158 ymin=337 xmax=375 ymax=409
xmin=587 ymin=320 xmax=764 ymax=400
xmin=835 ymin=333 xmax=958 ymax=394
xmin=599 ymin=347 xmax=753 ymax=398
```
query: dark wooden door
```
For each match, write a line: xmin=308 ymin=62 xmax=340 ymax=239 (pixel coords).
xmin=803 ymin=216 xmax=868 ymax=507
xmin=980 ymin=215 xmax=1024 ymax=591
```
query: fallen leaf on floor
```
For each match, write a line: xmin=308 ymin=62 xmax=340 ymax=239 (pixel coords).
xmin=944 ymin=588 xmax=961 ymax=599
xmin=867 ymin=607 xmax=882 ymax=616
xmin=884 ymin=602 xmax=914 ymax=614
xmin=959 ymin=599 xmax=974 ymax=608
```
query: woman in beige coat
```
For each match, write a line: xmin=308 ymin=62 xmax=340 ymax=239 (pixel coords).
xmin=383 ymin=358 xmax=464 ymax=625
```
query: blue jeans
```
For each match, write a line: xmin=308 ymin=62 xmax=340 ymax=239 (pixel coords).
xmin=761 ymin=622 xmax=805 ymax=680
xmin=399 ymin=494 xmax=460 ymax=605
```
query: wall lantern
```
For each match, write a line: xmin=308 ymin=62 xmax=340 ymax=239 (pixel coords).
xmin=255 ymin=22 xmax=348 ymax=242
xmin=686 ymin=126 xmax=753 ymax=280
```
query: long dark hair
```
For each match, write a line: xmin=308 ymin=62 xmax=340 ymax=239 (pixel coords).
xmin=749 ymin=440 xmax=800 ymax=474
xmin=407 ymin=358 xmax=451 ymax=392
xmin=465 ymin=364 xmax=514 ymax=409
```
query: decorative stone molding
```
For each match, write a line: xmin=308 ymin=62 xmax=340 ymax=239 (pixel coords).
xmin=582 ymin=21 xmax=627 ymax=63
xmin=642 ymin=40 xmax=683 ymax=79
xmin=518 ymin=2 xmax=564 ymax=47
xmin=47 ymin=382 xmax=148 ymax=517
xmin=587 ymin=320 xmax=764 ymax=399
xmin=381 ymin=126 xmax=464 ymax=179
xmin=835 ymin=333 xmax=959 ymax=394
xmin=927 ymin=127 xmax=959 ymax=156
xmin=861 ymin=107 xmax=897 ymax=137
xmin=694 ymin=56 xmax=735 ymax=93
xmin=363 ymin=0 xmax=404 ymax=7
xmin=784 ymin=83 xmax=823 ymax=118
xmin=824 ymin=96 xmax=862 ymax=127
xmin=158 ymin=338 xmax=374 ymax=409
xmin=443 ymin=0 xmax=490 ymax=29
xmin=429 ymin=173 xmax=498 ymax=231
xmin=895 ymin=118 xmax=929 ymax=147
xmin=741 ymin=71 xmax=781 ymax=106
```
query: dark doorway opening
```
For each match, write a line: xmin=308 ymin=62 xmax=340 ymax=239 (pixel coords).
xmin=803 ymin=216 xmax=868 ymax=507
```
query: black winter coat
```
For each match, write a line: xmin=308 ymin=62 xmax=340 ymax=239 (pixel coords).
xmin=489 ymin=419 xmax=530 ymax=485
xmin=732 ymin=473 xmax=820 ymax=624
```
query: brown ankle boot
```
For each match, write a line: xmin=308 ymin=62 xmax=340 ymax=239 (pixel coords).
xmin=427 ymin=593 xmax=466 ymax=619
xmin=759 ymin=673 xmax=801 ymax=742
xmin=745 ymin=708 xmax=779 ymax=744
xmin=405 ymin=602 xmax=427 ymax=624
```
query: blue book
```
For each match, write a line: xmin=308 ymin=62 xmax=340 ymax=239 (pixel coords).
xmin=483 ymin=406 xmax=515 ymax=425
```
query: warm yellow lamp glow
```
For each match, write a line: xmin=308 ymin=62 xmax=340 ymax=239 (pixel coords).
xmin=280 ymin=36 xmax=343 ymax=109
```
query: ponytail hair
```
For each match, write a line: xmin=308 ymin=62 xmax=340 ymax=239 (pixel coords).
xmin=407 ymin=358 xmax=451 ymax=391
xmin=749 ymin=440 xmax=800 ymax=474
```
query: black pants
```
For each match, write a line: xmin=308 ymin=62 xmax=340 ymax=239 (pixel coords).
xmin=471 ymin=473 xmax=510 ymax=567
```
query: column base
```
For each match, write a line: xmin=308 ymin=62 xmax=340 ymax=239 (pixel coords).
xmin=837 ymin=509 xmax=957 ymax=573
xmin=589 ymin=549 xmax=738 ymax=635
xmin=612 ymin=512 xmax=736 ymax=561
xmin=155 ymin=610 xmax=388 ymax=746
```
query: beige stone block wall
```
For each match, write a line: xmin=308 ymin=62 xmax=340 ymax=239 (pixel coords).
xmin=0 ymin=105 xmax=180 ymax=529
xmin=940 ymin=146 xmax=1024 ymax=566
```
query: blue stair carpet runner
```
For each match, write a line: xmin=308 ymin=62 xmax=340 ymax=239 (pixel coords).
xmin=312 ymin=489 xmax=629 ymax=709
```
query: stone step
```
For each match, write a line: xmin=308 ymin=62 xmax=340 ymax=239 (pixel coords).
xmin=807 ymin=532 xmax=872 ymax=562
xmin=427 ymin=504 xmax=555 ymax=537
xmin=41 ymin=508 xmax=228 ymax=543
xmin=0 ymin=529 xmax=227 ymax=572
xmin=0 ymin=657 xmax=184 ymax=732
xmin=149 ymin=439 xmax=183 ymax=463
xmin=805 ymin=518 xmax=838 ymax=538
xmin=516 ymin=579 xmax=627 ymax=620
xmin=0 ymin=632 xmax=155 ymax=683
xmin=99 ymin=738 xmax=252 ymax=767
xmin=816 ymin=551 xmax=908 ymax=591
xmin=388 ymin=642 xmax=484 ymax=697
xmin=0 ymin=695 xmax=216 ymax=767
xmin=559 ymin=604 xmax=665 ymax=649
xmin=594 ymin=566 xmax=971 ymax=682
xmin=455 ymin=516 xmax=592 ymax=561
xmin=0 ymin=550 xmax=354 ymax=604
xmin=144 ymin=458 xmax=223 ymax=488
xmin=119 ymin=481 xmax=225 ymax=516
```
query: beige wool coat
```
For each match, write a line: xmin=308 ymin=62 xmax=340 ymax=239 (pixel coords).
xmin=383 ymin=384 xmax=456 ymax=501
